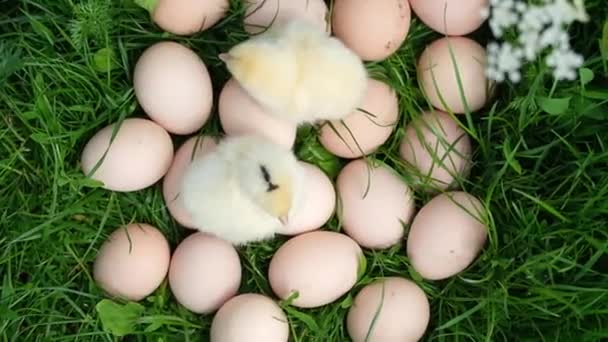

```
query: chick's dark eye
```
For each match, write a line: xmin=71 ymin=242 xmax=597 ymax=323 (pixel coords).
xmin=260 ymin=164 xmax=279 ymax=192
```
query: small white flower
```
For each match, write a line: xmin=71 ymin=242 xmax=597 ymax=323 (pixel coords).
xmin=546 ymin=47 xmax=584 ymax=81
xmin=486 ymin=42 xmax=525 ymax=83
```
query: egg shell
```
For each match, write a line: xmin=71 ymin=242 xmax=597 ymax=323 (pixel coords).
xmin=278 ymin=162 xmax=336 ymax=236
xmin=417 ymin=37 xmax=490 ymax=114
xmin=409 ymin=0 xmax=488 ymax=36
xmin=243 ymin=0 xmax=329 ymax=35
xmin=268 ymin=231 xmax=363 ymax=308
xmin=163 ymin=136 xmax=218 ymax=228
xmin=219 ymin=78 xmax=296 ymax=149
xmin=319 ymin=79 xmax=399 ymax=159
xmin=81 ymin=118 xmax=173 ymax=192
xmin=337 ymin=159 xmax=415 ymax=249
xmin=211 ymin=293 xmax=289 ymax=342
xmin=134 ymin=41 xmax=213 ymax=135
xmin=347 ymin=277 xmax=430 ymax=342
xmin=399 ymin=110 xmax=472 ymax=191
xmin=169 ymin=232 xmax=241 ymax=313
xmin=407 ymin=191 xmax=487 ymax=280
xmin=152 ymin=0 xmax=229 ymax=35
xmin=332 ymin=0 xmax=411 ymax=61
xmin=93 ymin=223 xmax=170 ymax=301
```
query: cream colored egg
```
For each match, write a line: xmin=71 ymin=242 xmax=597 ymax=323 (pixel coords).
xmin=278 ymin=162 xmax=336 ymax=236
xmin=152 ymin=0 xmax=229 ymax=35
xmin=219 ymin=78 xmax=296 ymax=149
xmin=243 ymin=0 xmax=329 ymax=35
xmin=81 ymin=118 xmax=173 ymax=192
xmin=418 ymin=37 xmax=490 ymax=114
xmin=163 ymin=136 xmax=218 ymax=228
xmin=409 ymin=0 xmax=488 ymax=36
xmin=269 ymin=231 xmax=363 ymax=308
xmin=93 ymin=223 xmax=170 ymax=301
xmin=134 ymin=41 xmax=213 ymax=135
xmin=332 ymin=0 xmax=411 ymax=61
xmin=347 ymin=277 xmax=430 ymax=342
xmin=337 ymin=159 xmax=415 ymax=249
xmin=319 ymin=79 xmax=399 ymax=159
xmin=169 ymin=232 xmax=241 ymax=313
xmin=399 ymin=110 xmax=472 ymax=191
xmin=211 ymin=294 xmax=289 ymax=342
xmin=407 ymin=191 xmax=487 ymax=280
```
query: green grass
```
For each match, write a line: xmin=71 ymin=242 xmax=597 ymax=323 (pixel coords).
xmin=1 ymin=0 xmax=608 ymax=341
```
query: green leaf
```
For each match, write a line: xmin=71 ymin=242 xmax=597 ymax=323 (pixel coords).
xmin=93 ymin=48 xmax=118 ymax=73
xmin=357 ymin=253 xmax=367 ymax=281
xmin=282 ymin=306 xmax=320 ymax=331
xmin=537 ymin=96 xmax=571 ymax=115
xmin=579 ymin=68 xmax=594 ymax=86
xmin=134 ymin=0 xmax=159 ymax=13
xmin=95 ymin=299 xmax=145 ymax=337
xmin=601 ymin=21 xmax=608 ymax=57
xmin=296 ymin=134 xmax=343 ymax=179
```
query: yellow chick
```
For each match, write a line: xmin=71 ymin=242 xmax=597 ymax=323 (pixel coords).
xmin=219 ymin=19 xmax=368 ymax=125
xmin=180 ymin=135 xmax=304 ymax=245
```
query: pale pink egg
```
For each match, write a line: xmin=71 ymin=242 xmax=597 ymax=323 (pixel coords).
xmin=332 ymin=0 xmax=411 ymax=61
xmin=409 ymin=0 xmax=488 ymax=36
xmin=163 ymin=136 xmax=218 ymax=228
xmin=417 ymin=37 xmax=491 ymax=114
xmin=152 ymin=0 xmax=229 ymax=35
xmin=169 ymin=232 xmax=242 ymax=313
xmin=399 ymin=110 xmax=472 ymax=191
xmin=319 ymin=79 xmax=399 ymax=159
xmin=407 ymin=191 xmax=488 ymax=280
xmin=219 ymin=78 xmax=296 ymax=149
xmin=269 ymin=231 xmax=362 ymax=308
xmin=278 ymin=162 xmax=336 ymax=236
xmin=347 ymin=277 xmax=430 ymax=342
xmin=93 ymin=223 xmax=170 ymax=301
xmin=337 ymin=159 xmax=416 ymax=249
xmin=243 ymin=0 xmax=329 ymax=35
xmin=134 ymin=41 xmax=213 ymax=135
xmin=81 ymin=118 xmax=173 ymax=192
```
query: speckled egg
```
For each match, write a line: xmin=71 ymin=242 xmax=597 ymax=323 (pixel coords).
xmin=163 ymin=136 xmax=218 ymax=228
xmin=319 ymin=79 xmax=399 ymax=159
xmin=93 ymin=223 xmax=170 ymax=301
xmin=418 ymin=37 xmax=490 ymax=114
xmin=243 ymin=0 xmax=329 ymax=35
xmin=134 ymin=41 xmax=213 ymax=134
xmin=407 ymin=191 xmax=488 ymax=280
xmin=332 ymin=0 xmax=411 ymax=61
xmin=347 ymin=277 xmax=430 ymax=342
xmin=219 ymin=78 xmax=296 ymax=149
xmin=269 ymin=231 xmax=363 ymax=308
xmin=409 ymin=0 xmax=488 ymax=35
xmin=81 ymin=118 xmax=173 ymax=192
xmin=399 ymin=110 xmax=472 ymax=191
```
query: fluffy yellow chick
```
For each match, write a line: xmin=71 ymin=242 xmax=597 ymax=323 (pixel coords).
xmin=219 ymin=19 xmax=368 ymax=125
xmin=180 ymin=135 xmax=304 ymax=245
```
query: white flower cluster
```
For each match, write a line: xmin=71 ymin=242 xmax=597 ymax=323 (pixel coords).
xmin=482 ymin=0 xmax=588 ymax=83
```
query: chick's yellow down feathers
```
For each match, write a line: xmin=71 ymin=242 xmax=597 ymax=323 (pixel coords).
xmin=220 ymin=20 xmax=368 ymax=125
xmin=180 ymin=135 xmax=305 ymax=245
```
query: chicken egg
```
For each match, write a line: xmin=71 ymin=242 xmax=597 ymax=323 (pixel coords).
xmin=278 ymin=162 xmax=336 ymax=236
xmin=347 ymin=277 xmax=430 ymax=342
xmin=219 ymin=78 xmax=296 ymax=149
xmin=332 ymin=0 xmax=411 ymax=61
xmin=319 ymin=79 xmax=399 ymax=159
xmin=163 ymin=136 xmax=218 ymax=228
xmin=152 ymin=0 xmax=229 ymax=35
xmin=134 ymin=41 xmax=213 ymax=135
xmin=243 ymin=0 xmax=329 ymax=35
xmin=269 ymin=231 xmax=363 ymax=308
xmin=399 ymin=110 xmax=472 ymax=191
xmin=409 ymin=0 xmax=488 ymax=36
xmin=93 ymin=223 xmax=170 ymax=301
xmin=169 ymin=232 xmax=241 ymax=313
xmin=337 ymin=159 xmax=415 ymax=249
xmin=81 ymin=118 xmax=173 ymax=192
xmin=211 ymin=293 xmax=289 ymax=342
xmin=418 ymin=37 xmax=490 ymax=114
xmin=407 ymin=191 xmax=488 ymax=280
